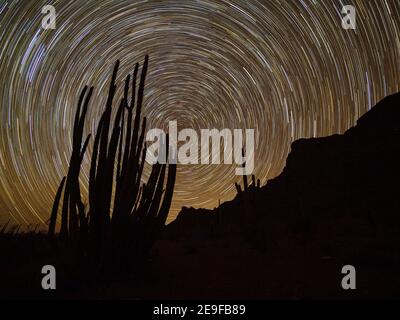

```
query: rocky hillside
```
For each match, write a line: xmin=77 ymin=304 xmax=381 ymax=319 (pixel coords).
xmin=166 ymin=92 xmax=400 ymax=253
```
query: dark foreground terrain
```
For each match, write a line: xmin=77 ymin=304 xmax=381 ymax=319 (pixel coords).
xmin=1 ymin=229 xmax=399 ymax=299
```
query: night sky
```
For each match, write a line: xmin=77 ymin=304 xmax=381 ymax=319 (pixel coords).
xmin=0 ymin=0 xmax=399 ymax=227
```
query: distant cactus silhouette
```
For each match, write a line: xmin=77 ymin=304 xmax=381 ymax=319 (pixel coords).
xmin=234 ymin=148 xmax=261 ymax=195
xmin=0 ymin=220 xmax=10 ymax=235
xmin=49 ymin=56 xmax=176 ymax=270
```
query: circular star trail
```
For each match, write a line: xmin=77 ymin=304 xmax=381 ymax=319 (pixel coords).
xmin=0 ymin=0 xmax=399 ymax=227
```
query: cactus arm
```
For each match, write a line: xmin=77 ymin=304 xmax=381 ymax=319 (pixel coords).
xmin=48 ymin=176 xmax=66 ymax=237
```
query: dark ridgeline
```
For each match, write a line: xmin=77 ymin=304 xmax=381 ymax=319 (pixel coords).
xmin=49 ymin=56 xmax=177 ymax=271
xmin=167 ymin=92 xmax=400 ymax=260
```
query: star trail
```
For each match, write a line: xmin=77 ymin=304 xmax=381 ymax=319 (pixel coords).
xmin=0 ymin=0 xmax=399 ymax=227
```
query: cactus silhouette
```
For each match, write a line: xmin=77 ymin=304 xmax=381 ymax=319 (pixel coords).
xmin=49 ymin=56 xmax=176 ymax=270
xmin=48 ymin=176 xmax=66 ymax=238
xmin=234 ymin=148 xmax=260 ymax=195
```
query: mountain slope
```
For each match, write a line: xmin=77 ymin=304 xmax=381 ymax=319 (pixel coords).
xmin=166 ymin=92 xmax=400 ymax=250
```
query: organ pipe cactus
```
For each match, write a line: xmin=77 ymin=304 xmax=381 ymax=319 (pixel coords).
xmin=49 ymin=56 xmax=177 ymax=269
